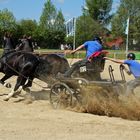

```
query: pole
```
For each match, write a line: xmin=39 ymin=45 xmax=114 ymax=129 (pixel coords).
xmin=125 ymin=17 xmax=130 ymax=57
xmin=73 ymin=17 xmax=76 ymax=50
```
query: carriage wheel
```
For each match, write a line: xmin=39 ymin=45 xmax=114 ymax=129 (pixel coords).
xmin=112 ymin=83 xmax=126 ymax=96
xmin=70 ymin=78 xmax=88 ymax=105
xmin=50 ymin=82 xmax=73 ymax=109
xmin=72 ymin=88 xmax=83 ymax=105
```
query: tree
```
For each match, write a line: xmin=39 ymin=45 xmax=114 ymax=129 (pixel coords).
xmin=54 ymin=10 xmax=65 ymax=32
xmin=39 ymin=0 xmax=57 ymax=30
xmin=75 ymin=15 xmax=105 ymax=46
xmin=39 ymin=0 xmax=66 ymax=49
xmin=18 ymin=19 xmax=38 ymax=37
xmin=0 ymin=9 xmax=16 ymax=47
xmin=111 ymin=0 xmax=140 ymax=49
xmin=111 ymin=12 xmax=126 ymax=37
xmin=0 ymin=9 xmax=16 ymax=32
xmin=75 ymin=0 xmax=113 ymax=48
xmin=85 ymin=0 xmax=113 ymax=25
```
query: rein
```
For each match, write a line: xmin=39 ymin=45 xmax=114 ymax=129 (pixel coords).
xmin=0 ymin=51 xmax=46 ymax=89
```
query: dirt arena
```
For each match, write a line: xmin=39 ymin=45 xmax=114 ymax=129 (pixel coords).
xmin=0 ymin=60 xmax=140 ymax=140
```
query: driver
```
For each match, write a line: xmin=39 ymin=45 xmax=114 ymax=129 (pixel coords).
xmin=104 ymin=53 xmax=140 ymax=95
xmin=57 ymin=36 xmax=103 ymax=78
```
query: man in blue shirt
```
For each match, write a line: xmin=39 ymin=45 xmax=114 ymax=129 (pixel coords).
xmin=72 ymin=37 xmax=102 ymax=59
xmin=57 ymin=36 xmax=103 ymax=78
xmin=104 ymin=53 xmax=140 ymax=95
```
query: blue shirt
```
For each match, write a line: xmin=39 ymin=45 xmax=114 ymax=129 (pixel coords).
xmin=124 ymin=60 xmax=140 ymax=78
xmin=83 ymin=41 xmax=102 ymax=58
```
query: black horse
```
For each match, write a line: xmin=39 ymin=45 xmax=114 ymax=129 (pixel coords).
xmin=0 ymin=51 xmax=70 ymax=101
xmin=0 ymin=51 xmax=52 ymax=101
xmin=15 ymin=37 xmax=33 ymax=52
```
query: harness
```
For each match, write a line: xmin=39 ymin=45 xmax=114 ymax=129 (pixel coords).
xmin=0 ymin=50 xmax=44 ymax=88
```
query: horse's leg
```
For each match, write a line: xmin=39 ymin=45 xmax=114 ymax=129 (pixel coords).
xmin=23 ymin=76 xmax=34 ymax=89
xmin=4 ymin=62 xmax=34 ymax=101
xmin=4 ymin=76 xmax=27 ymax=101
xmin=21 ymin=76 xmax=34 ymax=94
xmin=0 ymin=74 xmax=13 ymax=88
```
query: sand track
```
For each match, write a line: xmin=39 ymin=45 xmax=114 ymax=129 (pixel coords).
xmin=0 ymin=61 xmax=140 ymax=140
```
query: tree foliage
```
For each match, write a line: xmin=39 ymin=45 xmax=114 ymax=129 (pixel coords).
xmin=0 ymin=0 xmax=114 ymax=49
xmin=18 ymin=19 xmax=38 ymax=37
xmin=0 ymin=9 xmax=16 ymax=46
xmin=85 ymin=0 xmax=113 ymax=25
xmin=39 ymin=0 xmax=57 ymax=30
xmin=0 ymin=8 xmax=16 ymax=32
xmin=111 ymin=0 xmax=140 ymax=49
xmin=74 ymin=0 xmax=112 ymax=47
xmin=54 ymin=10 xmax=65 ymax=32
xmin=39 ymin=0 xmax=66 ymax=49
xmin=75 ymin=15 xmax=106 ymax=46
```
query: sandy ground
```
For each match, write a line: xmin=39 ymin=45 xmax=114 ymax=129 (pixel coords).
xmin=0 ymin=60 xmax=140 ymax=140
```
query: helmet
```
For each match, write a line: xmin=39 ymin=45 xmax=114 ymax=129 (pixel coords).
xmin=93 ymin=36 xmax=102 ymax=44
xmin=127 ymin=53 xmax=135 ymax=60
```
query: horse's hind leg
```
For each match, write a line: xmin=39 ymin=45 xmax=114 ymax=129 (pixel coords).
xmin=4 ymin=76 xmax=27 ymax=101
xmin=23 ymin=76 xmax=34 ymax=90
xmin=0 ymin=74 xmax=13 ymax=88
xmin=4 ymin=62 xmax=34 ymax=101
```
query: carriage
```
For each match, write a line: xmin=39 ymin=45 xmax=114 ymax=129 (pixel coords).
xmin=49 ymin=51 xmax=127 ymax=109
xmin=0 ymin=50 xmax=126 ymax=104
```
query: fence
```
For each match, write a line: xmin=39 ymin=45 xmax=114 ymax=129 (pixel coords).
xmin=108 ymin=52 xmax=140 ymax=60
xmin=65 ymin=51 xmax=140 ymax=60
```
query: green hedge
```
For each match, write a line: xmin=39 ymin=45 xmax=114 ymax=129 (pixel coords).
xmin=0 ymin=48 xmax=140 ymax=60
xmin=135 ymin=54 xmax=140 ymax=60
xmin=65 ymin=51 xmax=140 ymax=60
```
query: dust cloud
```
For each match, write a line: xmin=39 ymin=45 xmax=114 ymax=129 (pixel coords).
xmin=70 ymin=85 xmax=140 ymax=121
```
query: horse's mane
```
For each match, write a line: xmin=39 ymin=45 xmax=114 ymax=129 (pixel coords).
xmin=0 ymin=50 xmax=40 ymax=61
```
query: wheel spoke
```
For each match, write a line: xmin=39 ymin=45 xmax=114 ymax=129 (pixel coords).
xmin=52 ymin=99 xmax=60 ymax=109
xmin=51 ymin=90 xmax=59 ymax=96
xmin=50 ymin=83 xmax=73 ymax=109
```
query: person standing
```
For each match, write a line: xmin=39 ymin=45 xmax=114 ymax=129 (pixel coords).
xmin=104 ymin=53 xmax=140 ymax=95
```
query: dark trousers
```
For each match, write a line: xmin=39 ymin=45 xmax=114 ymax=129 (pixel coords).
xmin=64 ymin=59 xmax=88 ymax=77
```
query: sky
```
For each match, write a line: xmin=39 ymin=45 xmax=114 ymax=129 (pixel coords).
xmin=0 ymin=0 xmax=120 ymax=22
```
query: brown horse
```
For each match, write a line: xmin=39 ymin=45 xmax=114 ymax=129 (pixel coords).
xmin=38 ymin=53 xmax=70 ymax=76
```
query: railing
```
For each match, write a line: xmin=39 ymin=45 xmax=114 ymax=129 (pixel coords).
xmin=65 ymin=51 xmax=140 ymax=60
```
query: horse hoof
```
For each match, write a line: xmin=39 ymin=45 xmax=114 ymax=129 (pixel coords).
xmin=4 ymin=83 xmax=12 ymax=88
xmin=23 ymin=87 xmax=30 ymax=93
xmin=3 ymin=97 xmax=9 ymax=101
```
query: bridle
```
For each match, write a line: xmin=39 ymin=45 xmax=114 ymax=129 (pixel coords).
xmin=0 ymin=50 xmax=45 ymax=88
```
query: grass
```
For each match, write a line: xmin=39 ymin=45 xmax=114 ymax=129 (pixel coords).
xmin=0 ymin=48 xmax=140 ymax=60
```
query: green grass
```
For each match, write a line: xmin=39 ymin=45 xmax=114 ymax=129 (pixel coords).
xmin=0 ymin=48 xmax=140 ymax=60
